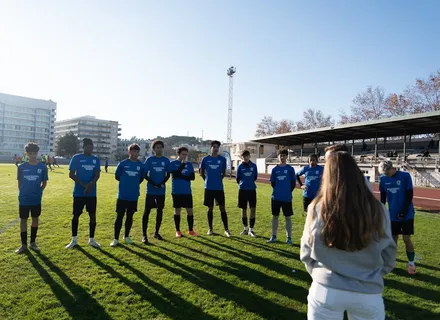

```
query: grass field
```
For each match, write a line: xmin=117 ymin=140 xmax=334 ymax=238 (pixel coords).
xmin=0 ymin=164 xmax=439 ymax=320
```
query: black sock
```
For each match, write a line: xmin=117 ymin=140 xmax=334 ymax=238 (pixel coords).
xmin=20 ymin=232 xmax=27 ymax=245
xmin=187 ymin=215 xmax=194 ymax=231
xmin=142 ymin=210 xmax=150 ymax=236
xmin=114 ymin=213 xmax=124 ymax=240
xmin=221 ymin=211 xmax=229 ymax=231
xmin=72 ymin=217 xmax=79 ymax=237
xmin=155 ymin=210 xmax=163 ymax=234
xmin=242 ymin=217 xmax=248 ymax=228
xmin=125 ymin=212 xmax=134 ymax=238
xmin=30 ymin=226 xmax=38 ymax=243
xmin=89 ymin=221 xmax=96 ymax=238
xmin=174 ymin=215 xmax=181 ymax=231
xmin=250 ymin=218 xmax=256 ymax=228
xmin=207 ymin=210 xmax=213 ymax=229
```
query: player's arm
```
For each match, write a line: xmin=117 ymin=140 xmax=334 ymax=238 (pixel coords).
xmin=379 ymin=178 xmax=387 ymax=205
xmin=399 ymin=176 xmax=414 ymax=219
xmin=41 ymin=166 xmax=48 ymax=191
xmin=270 ymin=170 xmax=276 ymax=188
xmin=300 ymin=207 xmax=316 ymax=275
xmin=235 ymin=165 xmax=241 ymax=184
xmin=199 ymin=158 xmax=206 ymax=180
xmin=221 ymin=163 xmax=226 ymax=180
xmin=17 ymin=166 xmax=22 ymax=190
xmin=115 ymin=162 xmax=122 ymax=181
xmin=139 ymin=166 xmax=145 ymax=184
xmin=172 ymin=162 xmax=185 ymax=178
xmin=159 ymin=171 xmax=171 ymax=185
xmin=254 ymin=166 xmax=258 ymax=181
xmin=69 ymin=170 xmax=87 ymax=188
xmin=290 ymin=168 xmax=296 ymax=192
xmin=296 ymin=168 xmax=304 ymax=187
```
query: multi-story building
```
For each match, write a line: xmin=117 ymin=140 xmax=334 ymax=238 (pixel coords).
xmin=55 ymin=116 xmax=121 ymax=158
xmin=0 ymin=92 xmax=56 ymax=157
xmin=224 ymin=141 xmax=277 ymax=170
xmin=117 ymin=138 xmax=152 ymax=160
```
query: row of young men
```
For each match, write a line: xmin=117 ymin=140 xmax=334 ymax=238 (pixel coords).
xmin=15 ymin=138 xmax=317 ymax=252
xmin=15 ymin=139 xmax=416 ymax=273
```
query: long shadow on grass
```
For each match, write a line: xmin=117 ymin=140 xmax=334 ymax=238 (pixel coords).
xmin=397 ymin=258 xmax=440 ymax=272
xmin=161 ymin=242 xmax=309 ymax=302
xmin=229 ymin=236 xmax=298 ymax=259
xmin=385 ymin=278 xmax=439 ymax=304
xmin=384 ymin=297 xmax=440 ymax=319
xmin=76 ymin=247 xmax=217 ymax=320
xmin=27 ymin=251 xmax=112 ymax=320
xmin=392 ymin=267 xmax=440 ymax=287
xmin=128 ymin=244 xmax=306 ymax=319
xmin=188 ymin=237 xmax=304 ymax=279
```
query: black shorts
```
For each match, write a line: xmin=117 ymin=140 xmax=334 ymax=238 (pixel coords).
xmin=391 ymin=219 xmax=414 ymax=235
xmin=145 ymin=194 xmax=165 ymax=210
xmin=172 ymin=194 xmax=193 ymax=208
xmin=19 ymin=205 xmax=41 ymax=219
xmin=204 ymin=190 xmax=225 ymax=207
xmin=238 ymin=190 xmax=257 ymax=209
xmin=271 ymin=199 xmax=293 ymax=217
xmin=116 ymin=199 xmax=138 ymax=214
xmin=303 ymin=197 xmax=313 ymax=212
xmin=73 ymin=197 xmax=97 ymax=216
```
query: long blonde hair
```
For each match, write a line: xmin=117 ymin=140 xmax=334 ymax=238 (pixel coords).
xmin=309 ymin=151 xmax=385 ymax=251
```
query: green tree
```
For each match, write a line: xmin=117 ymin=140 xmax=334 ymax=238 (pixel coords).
xmin=56 ymin=132 xmax=79 ymax=158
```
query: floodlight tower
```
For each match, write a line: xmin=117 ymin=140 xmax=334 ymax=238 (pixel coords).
xmin=226 ymin=66 xmax=236 ymax=144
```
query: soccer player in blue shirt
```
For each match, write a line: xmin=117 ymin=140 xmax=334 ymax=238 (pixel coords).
xmin=142 ymin=140 xmax=170 ymax=243
xmin=379 ymin=160 xmax=417 ymax=275
xmin=15 ymin=142 xmax=48 ymax=253
xmin=66 ymin=138 xmax=101 ymax=249
xmin=296 ymin=154 xmax=323 ymax=213
xmin=268 ymin=149 xmax=296 ymax=245
xmin=236 ymin=150 xmax=258 ymax=237
xmin=169 ymin=147 xmax=197 ymax=238
xmin=110 ymin=144 xmax=145 ymax=247
xmin=200 ymin=140 xmax=231 ymax=237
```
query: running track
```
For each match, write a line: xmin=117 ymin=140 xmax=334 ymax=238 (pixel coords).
xmin=256 ymin=174 xmax=440 ymax=211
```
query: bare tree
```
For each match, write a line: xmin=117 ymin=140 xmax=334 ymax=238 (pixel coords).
xmin=385 ymin=93 xmax=411 ymax=117
xmin=405 ymin=70 xmax=440 ymax=113
xmin=276 ymin=119 xmax=296 ymax=134
xmin=297 ymin=109 xmax=334 ymax=131
xmin=255 ymin=116 xmax=279 ymax=137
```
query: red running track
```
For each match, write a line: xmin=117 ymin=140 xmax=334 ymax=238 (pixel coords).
xmin=256 ymin=174 xmax=440 ymax=211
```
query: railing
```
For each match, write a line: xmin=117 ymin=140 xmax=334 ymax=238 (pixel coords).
xmin=402 ymin=161 xmax=439 ymax=188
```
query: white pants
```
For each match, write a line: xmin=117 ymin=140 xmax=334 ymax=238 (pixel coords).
xmin=307 ymin=282 xmax=385 ymax=320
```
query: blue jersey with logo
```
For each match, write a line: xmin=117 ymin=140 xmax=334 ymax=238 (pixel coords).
xmin=17 ymin=162 xmax=48 ymax=206
xmin=236 ymin=161 xmax=258 ymax=190
xmin=297 ymin=165 xmax=323 ymax=199
xmin=145 ymin=156 xmax=170 ymax=195
xmin=115 ymin=159 xmax=145 ymax=201
xmin=270 ymin=164 xmax=296 ymax=202
xmin=379 ymin=171 xmax=415 ymax=221
xmin=69 ymin=153 xmax=101 ymax=197
xmin=200 ymin=155 xmax=226 ymax=190
xmin=169 ymin=160 xmax=194 ymax=195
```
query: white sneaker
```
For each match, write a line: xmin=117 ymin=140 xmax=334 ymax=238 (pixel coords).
xmin=29 ymin=242 xmax=41 ymax=251
xmin=15 ymin=245 xmax=27 ymax=254
xmin=240 ymin=229 xmax=249 ymax=235
xmin=124 ymin=237 xmax=134 ymax=244
xmin=249 ymin=230 xmax=256 ymax=237
xmin=224 ymin=230 xmax=232 ymax=238
xmin=110 ymin=239 xmax=119 ymax=247
xmin=65 ymin=239 xmax=77 ymax=249
xmin=88 ymin=238 xmax=101 ymax=248
xmin=207 ymin=229 xmax=214 ymax=236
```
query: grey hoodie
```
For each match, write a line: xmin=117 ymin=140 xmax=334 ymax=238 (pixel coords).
xmin=300 ymin=203 xmax=397 ymax=294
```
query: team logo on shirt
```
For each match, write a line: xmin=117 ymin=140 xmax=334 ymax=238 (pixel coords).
xmin=162 ymin=162 xmax=165 ymax=166
xmin=397 ymin=180 xmax=401 ymax=186
xmin=316 ymin=170 xmax=319 ymax=174
xmin=37 ymin=169 xmax=42 ymax=174
xmin=93 ymin=160 xmax=96 ymax=164
xmin=137 ymin=166 xmax=140 ymax=171
xmin=250 ymin=167 xmax=254 ymax=171
xmin=284 ymin=170 xmax=287 ymax=174
xmin=218 ymin=160 xmax=221 ymax=164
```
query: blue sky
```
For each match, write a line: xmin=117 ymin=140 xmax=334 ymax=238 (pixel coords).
xmin=0 ymin=0 xmax=439 ymax=142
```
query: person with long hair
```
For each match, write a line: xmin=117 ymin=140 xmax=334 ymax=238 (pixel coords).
xmin=301 ymin=151 xmax=397 ymax=320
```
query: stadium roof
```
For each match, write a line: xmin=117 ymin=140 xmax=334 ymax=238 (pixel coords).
xmin=251 ymin=111 xmax=440 ymax=146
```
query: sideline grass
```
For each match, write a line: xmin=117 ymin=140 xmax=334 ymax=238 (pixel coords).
xmin=0 ymin=164 xmax=439 ymax=320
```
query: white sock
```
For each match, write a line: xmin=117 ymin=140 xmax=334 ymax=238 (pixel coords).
xmin=250 ymin=227 xmax=254 ymax=232
xmin=408 ymin=261 xmax=415 ymax=266
xmin=244 ymin=226 xmax=248 ymax=231
xmin=72 ymin=236 xmax=77 ymax=242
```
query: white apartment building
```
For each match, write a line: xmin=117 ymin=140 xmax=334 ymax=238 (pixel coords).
xmin=224 ymin=141 xmax=277 ymax=170
xmin=0 ymin=92 xmax=56 ymax=156
xmin=117 ymin=138 xmax=152 ymax=159
xmin=55 ymin=116 xmax=121 ymax=158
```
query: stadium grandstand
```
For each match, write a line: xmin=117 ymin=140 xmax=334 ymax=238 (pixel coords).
xmin=252 ymin=111 xmax=440 ymax=210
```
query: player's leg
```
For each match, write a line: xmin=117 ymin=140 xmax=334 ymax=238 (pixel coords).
xmin=87 ymin=197 xmax=100 ymax=247
xmin=238 ymin=190 xmax=248 ymax=235
xmin=66 ymin=198 xmax=85 ymax=249
xmin=268 ymin=200 xmax=281 ymax=242
xmin=402 ymin=219 xmax=416 ymax=275
xmin=142 ymin=195 xmax=153 ymax=244
xmin=29 ymin=206 xmax=42 ymax=251
xmin=16 ymin=206 xmax=30 ymax=253
xmin=111 ymin=200 xmax=125 ymax=247
xmin=303 ymin=196 xmax=312 ymax=215
xmin=204 ymin=190 xmax=215 ymax=235
xmin=124 ymin=204 xmax=136 ymax=244
xmin=174 ymin=207 xmax=182 ymax=237
xmin=186 ymin=206 xmax=197 ymax=236
xmin=153 ymin=196 xmax=165 ymax=240
xmin=218 ymin=191 xmax=230 ymax=237
xmin=249 ymin=190 xmax=257 ymax=237
xmin=283 ymin=202 xmax=293 ymax=245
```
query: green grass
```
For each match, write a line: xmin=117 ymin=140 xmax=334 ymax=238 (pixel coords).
xmin=0 ymin=164 xmax=439 ymax=320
